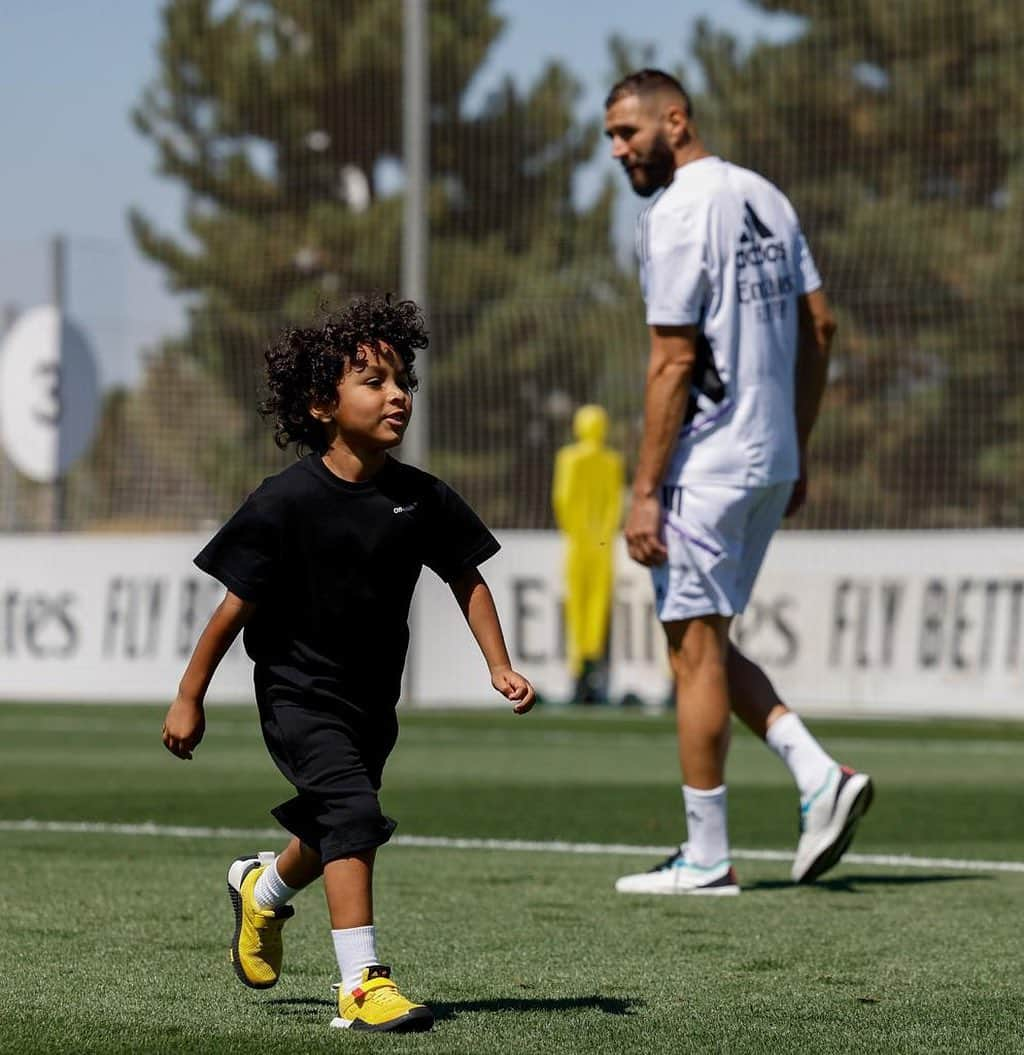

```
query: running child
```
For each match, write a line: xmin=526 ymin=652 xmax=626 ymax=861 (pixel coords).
xmin=161 ymin=293 xmax=535 ymax=1033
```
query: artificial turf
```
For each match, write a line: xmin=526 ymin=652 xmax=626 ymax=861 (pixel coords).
xmin=2 ymin=703 xmax=1023 ymax=1053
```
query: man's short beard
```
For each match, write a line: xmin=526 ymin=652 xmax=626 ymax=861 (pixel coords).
xmin=628 ymin=135 xmax=675 ymax=197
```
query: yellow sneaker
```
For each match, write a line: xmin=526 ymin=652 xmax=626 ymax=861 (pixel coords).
xmin=330 ymin=966 xmax=434 ymax=1033
xmin=226 ymin=854 xmax=294 ymax=989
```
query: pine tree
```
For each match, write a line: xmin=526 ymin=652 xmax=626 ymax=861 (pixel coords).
xmin=124 ymin=0 xmax=636 ymax=525
xmin=688 ymin=1 xmax=1024 ymax=527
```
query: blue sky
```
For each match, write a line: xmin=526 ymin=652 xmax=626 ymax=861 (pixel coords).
xmin=0 ymin=0 xmax=801 ymax=385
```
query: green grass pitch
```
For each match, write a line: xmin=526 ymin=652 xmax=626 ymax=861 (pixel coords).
xmin=2 ymin=702 xmax=1024 ymax=1054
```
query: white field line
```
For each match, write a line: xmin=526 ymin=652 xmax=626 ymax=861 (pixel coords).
xmin=2 ymin=819 xmax=1024 ymax=875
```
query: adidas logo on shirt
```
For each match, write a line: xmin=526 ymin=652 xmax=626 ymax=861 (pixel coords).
xmin=736 ymin=201 xmax=787 ymax=269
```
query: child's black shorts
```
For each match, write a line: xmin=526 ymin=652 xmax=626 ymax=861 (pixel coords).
xmin=254 ymin=671 xmax=399 ymax=864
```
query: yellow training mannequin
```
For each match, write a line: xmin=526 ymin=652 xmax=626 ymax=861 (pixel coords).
xmin=552 ymin=405 xmax=624 ymax=699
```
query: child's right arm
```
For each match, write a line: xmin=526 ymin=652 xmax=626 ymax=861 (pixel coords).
xmin=161 ymin=589 xmax=255 ymax=760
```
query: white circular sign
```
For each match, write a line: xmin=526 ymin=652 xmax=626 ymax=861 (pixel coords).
xmin=0 ymin=304 xmax=100 ymax=482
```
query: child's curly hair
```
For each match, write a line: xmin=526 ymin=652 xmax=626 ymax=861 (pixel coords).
xmin=260 ymin=293 xmax=426 ymax=452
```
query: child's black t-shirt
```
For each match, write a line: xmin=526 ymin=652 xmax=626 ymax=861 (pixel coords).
xmin=195 ymin=453 xmax=499 ymax=708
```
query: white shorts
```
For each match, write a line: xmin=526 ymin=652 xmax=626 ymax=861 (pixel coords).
xmin=651 ymin=481 xmax=793 ymax=622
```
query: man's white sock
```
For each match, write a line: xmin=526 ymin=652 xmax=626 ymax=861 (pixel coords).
xmin=682 ymin=784 xmax=730 ymax=868
xmin=333 ymin=926 xmax=379 ymax=994
xmin=765 ymin=711 xmax=835 ymax=800
xmin=252 ymin=857 xmax=299 ymax=910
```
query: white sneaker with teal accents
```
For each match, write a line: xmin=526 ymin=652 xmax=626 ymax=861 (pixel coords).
xmin=792 ymin=764 xmax=874 ymax=884
xmin=615 ymin=847 xmax=740 ymax=896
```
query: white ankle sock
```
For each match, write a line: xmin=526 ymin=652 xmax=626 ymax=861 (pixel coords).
xmin=765 ymin=711 xmax=835 ymax=800
xmin=252 ymin=857 xmax=299 ymax=910
xmin=682 ymin=784 xmax=730 ymax=868
xmin=333 ymin=925 xmax=378 ymax=994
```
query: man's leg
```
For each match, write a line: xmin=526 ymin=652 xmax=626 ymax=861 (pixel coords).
xmin=614 ymin=614 xmax=739 ymax=896
xmin=667 ymin=615 xmax=732 ymax=789
xmin=727 ymin=643 xmax=874 ymax=883
xmin=667 ymin=616 xmax=733 ymax=874
xmin=728 ymin=645 xmax=832 ymax=796
xmin=725 ymin=644 xmax=787 ymax=738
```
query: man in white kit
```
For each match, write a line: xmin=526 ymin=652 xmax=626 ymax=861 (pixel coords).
xmin=605 ymin=69 xmax=873 ymax=894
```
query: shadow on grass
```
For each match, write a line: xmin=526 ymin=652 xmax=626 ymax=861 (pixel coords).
xmin=263 ymin=994 xmax=641 ymax=1022
xmin=264 ymin=997 xmax=334 ymax=1018
xmin=431 ymin=995 xmax=641 ymax=1022
xmin=744 ymin=873 xmax=987 ymax=893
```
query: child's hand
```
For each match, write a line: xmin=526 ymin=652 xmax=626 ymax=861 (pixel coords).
xmin=492 ymin=667 xmax=536 ymax=714
xmin=162 ymin=694 xmax=206 ymax=760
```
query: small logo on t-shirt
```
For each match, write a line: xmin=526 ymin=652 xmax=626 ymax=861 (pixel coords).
xmin=736 ymin=200 xmax=793 ymax=324
xmin=736 ymin=201 xmax=786 ymax=268
xmin=393 ymin=503 xmax=417 ymax=514
xmin=741 ymin=200 xmax=774 ymax=240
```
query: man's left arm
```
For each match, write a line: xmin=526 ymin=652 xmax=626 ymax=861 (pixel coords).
xmin=787 ymin=288 xmax=837 ymax=517
xmin=625 ymin=324 xmax=697 ymax=566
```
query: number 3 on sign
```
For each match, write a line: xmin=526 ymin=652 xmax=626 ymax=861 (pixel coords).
xmin=0 ymin=304 xmax=98 ymax=483
xmin=33 ymin=361 xmax=62 ymax=427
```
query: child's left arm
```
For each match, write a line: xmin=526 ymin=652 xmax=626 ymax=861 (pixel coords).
xmin=449 ymin=568 xmax=535 ymax=714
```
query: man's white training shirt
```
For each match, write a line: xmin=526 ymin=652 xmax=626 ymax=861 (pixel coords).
xmin=637 ymin=156 xmax=822 ymax=487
